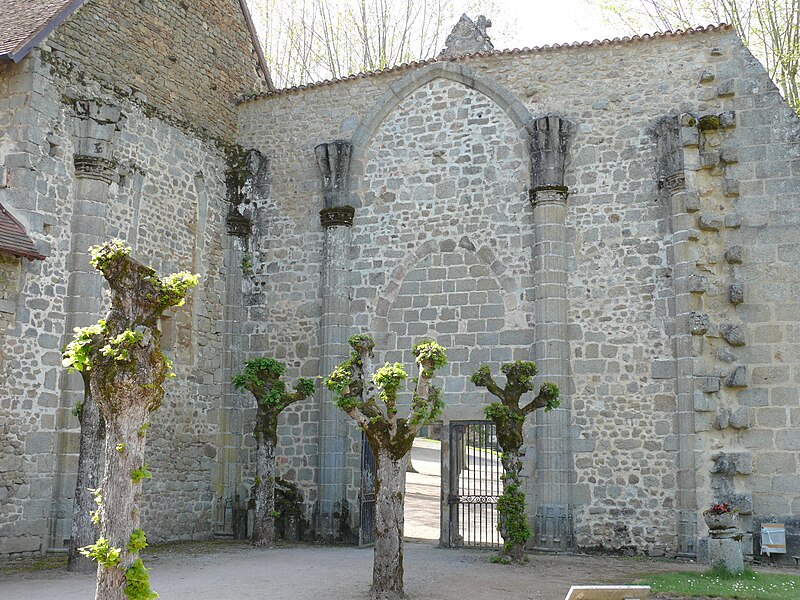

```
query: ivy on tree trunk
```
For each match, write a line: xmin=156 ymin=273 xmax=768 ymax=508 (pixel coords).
xmin=62 ymin=239 xmax=198 ymax=600
xmin=325 ymin=335 xmax=446 ymax=600
xmin=233 ymin=358 xmax=314 ymax=546
xmin=470 ymin=361 xmax=559 ymax=563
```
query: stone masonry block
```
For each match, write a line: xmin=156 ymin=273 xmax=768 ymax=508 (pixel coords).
xmin=717 ymin=81 xmax=735 ymax=97
xmin=720 ymin=323 xmax=746 ymax=346
xmin=730 ymin=407 xmax=751 ymax=429
xmin=699 ymin=375 xmax=721 ymax=393
xmin=698 ymin=213 xmax=723 ymax=231
xmin=725 ymin=246 xmax=743 ymax=264
xmin=724 ymin=213 xmax=742 ymax=229
xmin=690 ymin=312 xmax=710 ymax=335
xmin=729 ymin=282 xmax=744 ymax=305
xmin=719 ymin=111 xmax=736 ymax=128
xmin=694 ymin=390 xmax=717 ymax=412
xmin=651 ymin=360 xmax=675 ymax=379
xmin=726 ymin=365 xmax=747 ymax=388
xmin=688 ymin=274 xmax=708 ymax=294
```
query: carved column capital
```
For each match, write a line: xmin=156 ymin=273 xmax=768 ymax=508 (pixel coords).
xmin=663 ymin=173 xmax=686 ymax=196
xmin=529 ymin=186 xmax=569 ymax=207
xmin=320 ymin=205 xmax=355 ymax=228
xmin=315 ymin=141 xmax=352 ymax=208
xmin=73 ymin=155 xmax=117 ymax=183
xmin=528 ymin=115 xmax=572 ymax=191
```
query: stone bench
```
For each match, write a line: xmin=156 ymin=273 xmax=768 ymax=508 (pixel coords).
xmin=563 ymin=585 xmax=651 ymax=600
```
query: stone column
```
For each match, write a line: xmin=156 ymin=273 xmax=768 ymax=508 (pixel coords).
xmin=528 ymin=115 xmax=574 ymax=551
xmin=657 ymin=115 xmax=698 ymax=558
xmin=50 ymin=101 xmax=123 ymax=550
xmin=314 ymin=141 xmax=356 ymax=540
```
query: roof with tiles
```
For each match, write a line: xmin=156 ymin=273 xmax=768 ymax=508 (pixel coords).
xmin=0 ymin=0 xmax=81 ymax=62
xmin=0 ymin=0 xmax=272 ymax=86
xmin=242 ymin=23 xmax=732 ymax=102
xmin=0 ymin=204 xmax=45 ymax=260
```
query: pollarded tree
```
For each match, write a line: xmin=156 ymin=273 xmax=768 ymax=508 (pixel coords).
xmin=233 ymin=358 xmax=315 ymax=546
xmin=470 ymin=361 xmax=559 ymax=562
xmin=63 ymin=329 xmax=106 ymax=573
xmin=325 ymin=335 xmax=446 ymax=600
xmin=62 ymin=239 xmax=198 ymax=600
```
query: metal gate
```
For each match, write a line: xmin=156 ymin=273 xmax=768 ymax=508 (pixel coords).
xmin=359 ymin=433 xmax=377 ymax=547
xmin=448 ymin=421 xmax=502 ymax=548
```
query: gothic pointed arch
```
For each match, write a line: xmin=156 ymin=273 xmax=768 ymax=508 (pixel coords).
xmin=348 ymin=61 xmax=534 ymax=201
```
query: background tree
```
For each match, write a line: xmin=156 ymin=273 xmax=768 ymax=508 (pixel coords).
xmin=256 ymin=0 xmax=502 ymax=88
xmin=596 ymin=0 xmax=799 ymax=114
xmin=325 ymin=335 xmax=446 ymax=600
xmin=233 ymin=358 xmax=315 ymax=546
xmin=62 ymin=334 xmax=105 ymax=574
xmin=63 ymin=239 xmax=198 ymax=600
xmin=470 ymin=361 xmax=559 ymax=562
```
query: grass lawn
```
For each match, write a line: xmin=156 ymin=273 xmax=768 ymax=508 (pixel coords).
xmin=640 ymin=567 xmax=800 ymax=600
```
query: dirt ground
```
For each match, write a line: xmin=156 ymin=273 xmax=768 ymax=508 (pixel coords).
xmin=0 ymin=540 xmax=712 ymax=600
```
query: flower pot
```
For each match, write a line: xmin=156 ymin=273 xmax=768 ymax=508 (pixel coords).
xmin=703 ymin=510 xmax=738 ymax=531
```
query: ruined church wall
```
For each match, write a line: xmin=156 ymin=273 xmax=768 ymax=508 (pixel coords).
xmin=43 ymin=0 xmax=265 ymax=140
xmin=239 ymin=26 xmax=800 ymax=555
xmin=0 ymin=38 xmax=246 ymax=553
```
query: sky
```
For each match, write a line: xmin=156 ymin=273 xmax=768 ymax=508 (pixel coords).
xmin=246 ymin=0 xmax=638 ymax=56
xmin=450 ymin=0 xmax=633 ymax=50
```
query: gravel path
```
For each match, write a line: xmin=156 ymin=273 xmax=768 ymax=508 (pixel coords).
xmin=0 ymin=541 xmax=711 ymax=600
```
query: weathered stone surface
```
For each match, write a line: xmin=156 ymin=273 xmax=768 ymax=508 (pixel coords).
xmin=726 ymin=365 xmax=748 ymax=388
xmin=725 ymin=245 xmax=744 ymax=264
xmin=729 ymin=282 xmax=744 ymax=305
xmin=689 ymin=274 xmax=708 ymax=293
xmin=730 ymin=407 xmax=751 ymax=429
xmin=691 ymin=312 xmax=710 ymax=335
xmin=438 ymin=14 xmax=493 ymax=58
xmin=698 ymin=213 xmax=723 ymax=231
xmin=720 ymin=323 xmax=746 ymax=346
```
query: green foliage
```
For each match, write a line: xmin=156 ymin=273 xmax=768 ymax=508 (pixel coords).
xmin=127 ymin=529 xmax=148 ymax=553
xmin=131 ymin=465 xmax=153 ymax=484
xmin=348 ymin=333 xmax=374 ymax=348
xmin=80 ymin=537 xmax=121 ymax=567
xmin=296 ymin=378 xmax=316 ymax=397
xmin=100 ymin=329 xmax=144 ymax=362
xmin=62 ymin=320 xmax=107 ymax=373
xmin=412 ymin=338 xmax=447 ymax=369
xmin=89 ymin=238 xmax=131 ymax=271
xmin=71 ymin=400 xmax=83 ymax=418
xmin=497 ymin=483 xmax=530 ymax=551
xmin=137 ymin=423 xmax=150 ymax=438
xmin=502 ymin=360 xmax=537 ymax=391
xmin=124 ymin=558 xmax=159 ymax=600
xmin=254 ymin=476 xmax=262 ymax=486
xmin=485 ymin=402 xmax=523 ymax=424
xmin=372 ymin=362 xmax=407 ymax=405
xmin=241 ymin=254 xmax=253 ymax=274
xmin=90 ymin=487 xmax=102 ymax=525
xmin=158 ymin=271 xmax=200 ymax=308
xmin=116 ymin=443 xmax=127 ymax=453
xmin=233 ymin=357 xmax=286 ymax=392
xmin=538 ymin=382 xmax=560 ymax=412
xmin=470 ymin=364 xmax=492 ymax=387
xmin=325 ymin=358 xmax=354 ymax=394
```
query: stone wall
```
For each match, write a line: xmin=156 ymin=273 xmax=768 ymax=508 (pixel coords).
xmin=0 ymin=0 xmax=258 ymax=551
xmin=238 ymin=25 xmax=800 ymax=556
xmin=43 ymin=0 xmax=265 ymax=140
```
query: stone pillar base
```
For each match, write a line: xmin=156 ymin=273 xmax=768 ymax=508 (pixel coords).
xmin=708 ymin=537 xmax=744 ymax=573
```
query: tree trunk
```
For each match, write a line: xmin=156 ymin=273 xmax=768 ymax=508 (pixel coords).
xmin=498 ymin=449 xmax=526 ymax=562
xmin=371 ymin=448 xmax=407 ymax=600
xmin=68 ymin=376 xmax=105 ymax=573
xmin=95 ymin=403 xmax=149 ymax=600
xmin=252 ymin=437 xmax=277 ymax=547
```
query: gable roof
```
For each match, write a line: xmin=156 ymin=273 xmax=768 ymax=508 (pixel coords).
xmin=0 ymin=0 xmax=83 ymax=62
xmin=0 ymin=204 xmax=45 ymax=260
xmin=0 ymin=0 xmax=272 ymax=87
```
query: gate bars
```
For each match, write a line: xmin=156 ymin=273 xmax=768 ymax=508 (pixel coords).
xmin=448 ymin=421 xmax=503 ymax=549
